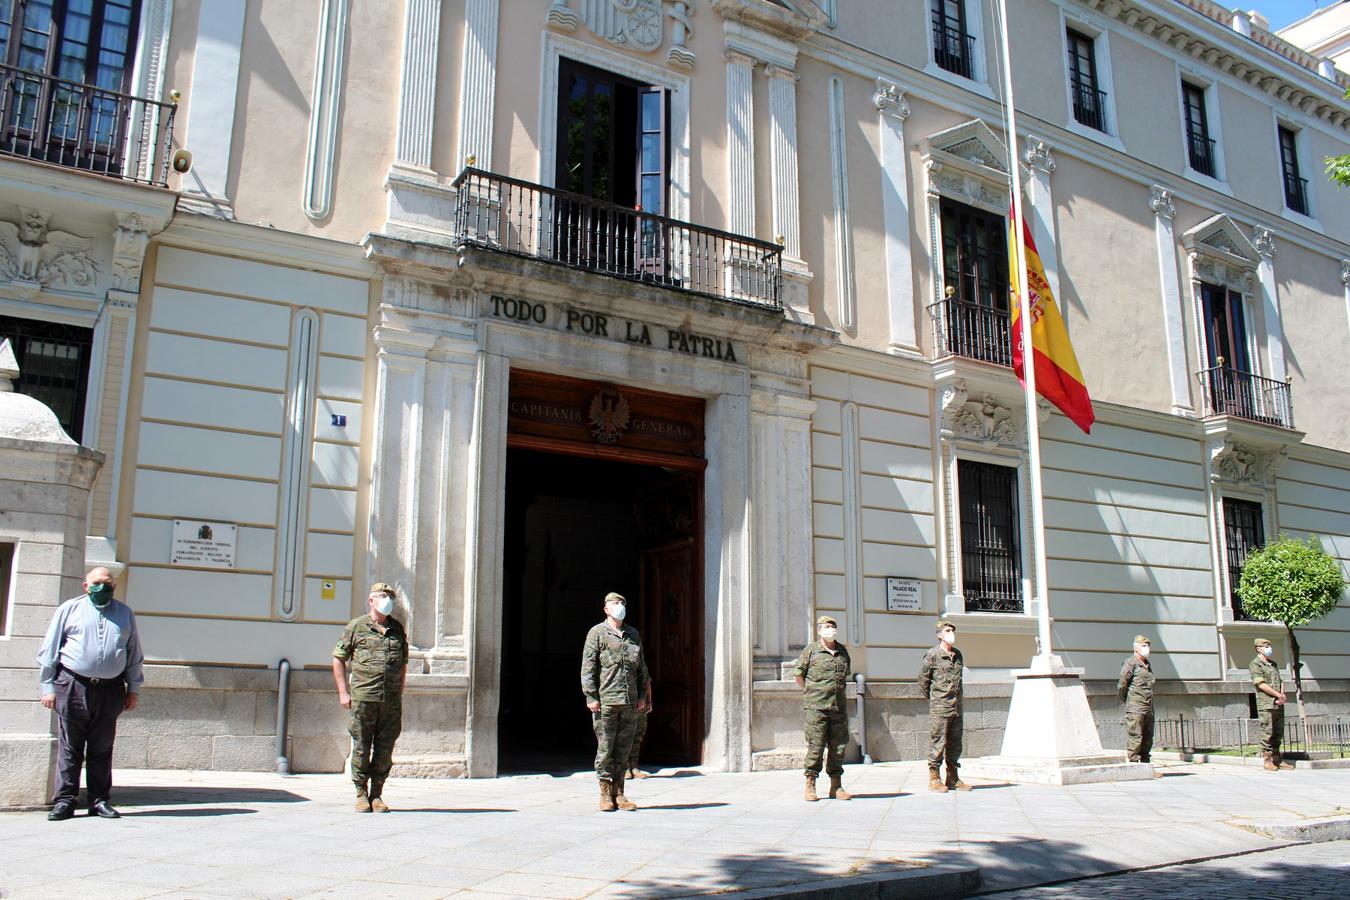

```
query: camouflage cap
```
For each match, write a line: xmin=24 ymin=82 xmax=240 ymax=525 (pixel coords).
xmin=1254 ymin=637 xmax=1272 ymax=648
xmin=936 ymin=620 xmax=955 ymax=632
xmin=604 ymin=592 xmax=626 ymax=605
xmin=816 ymin=614 xmax=838 ymax=627
xmin=369 ymin=582 xmax=396 ymax=596
xmin=1133 ymin=635 xmax=1151 ymax=646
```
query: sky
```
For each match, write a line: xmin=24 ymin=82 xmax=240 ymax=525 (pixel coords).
xmin=1253 ymin=0 xmax=1341 ymax=31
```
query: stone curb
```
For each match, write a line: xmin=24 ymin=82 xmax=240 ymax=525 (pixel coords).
xmin=1230 ymin=815 xmax=1350 ymax=842
xmin=1154 ymin=751 xmax=1350 ymax=769
xmin=722 ymin=864 xmax=980 ymax=899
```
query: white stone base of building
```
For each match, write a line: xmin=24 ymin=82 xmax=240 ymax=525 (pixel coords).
xmin=0 ymin=734 xmax=56 ymax=809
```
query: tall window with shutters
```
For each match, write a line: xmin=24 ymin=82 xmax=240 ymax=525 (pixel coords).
xmin=1182 ymin=81 xmax=1217 ymax=177
xmin=1278 ymin=125 xmax=1308 ymax=215
xmin=1066 ymin=28 xmax=1106 ymax=132
xmin=958 ymin=460 xmax=1023 ymax=613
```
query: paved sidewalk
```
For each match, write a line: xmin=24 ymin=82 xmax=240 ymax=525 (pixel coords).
xmin=1 ymin=761 xmax=1347 ymax=899
xmin=982 ymin=840 xmax=1350 ymax=898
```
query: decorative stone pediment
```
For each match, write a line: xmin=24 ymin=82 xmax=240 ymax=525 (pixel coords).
xmin=938 ymin=378 xmax=1050 ymax=450
xmin=709 ymin=0 xmax=825 ymax=40
xmin=1208 ymin=438 xmax=1286 ymax=488
xmin=1183 ymin=214 xmax=1260 ymax=271
xmin=921 ymin=120 xmax=1030 ymax=213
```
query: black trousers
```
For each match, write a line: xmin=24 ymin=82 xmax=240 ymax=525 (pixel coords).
xmin=54 ymin=673 xmax=126 ymax=805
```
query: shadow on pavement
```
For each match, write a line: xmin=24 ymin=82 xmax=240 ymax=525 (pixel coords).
xmin=121 ymin=807 xmax=258 ymax=818
xmin=847 ymin=792 xmax=909 ymax=799
xmin=640 ymin=802 xmax=730 ymax=811
xmin=975 ymin=854 xmax=1350 ymax=898
xmin=395 ymin=808 xmax=516 ymax=814
xmin=113 ymin=785 xmax=308 ymax=806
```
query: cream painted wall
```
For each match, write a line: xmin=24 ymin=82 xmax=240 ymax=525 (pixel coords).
xmin=1278 ymin=243 xmax=1350 ymax=450
xmin=1276 ymin=454 xmax=1350 ymax=679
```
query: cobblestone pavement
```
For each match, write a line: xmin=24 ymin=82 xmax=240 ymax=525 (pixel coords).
xmin=0 ymin=762 xmax=1347 ymax=898
xmin=982 ymin=840 xmax=1350 ymax=898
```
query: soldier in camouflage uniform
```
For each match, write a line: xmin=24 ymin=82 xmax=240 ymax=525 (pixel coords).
xmin=332 ymin=583 xmax=408 ymax=813
xmin=1118 ymin=635 xmax=1160 ymax=775
xmin=581 ymin=592 xmax=651 ymax=812
xmin=918 ymin=621 xmax=968 ymax=792
xmin=793 ymin=614 xmax=852 ymax=802
xmin=1250 ymin=637 xmax=1292 ymax=772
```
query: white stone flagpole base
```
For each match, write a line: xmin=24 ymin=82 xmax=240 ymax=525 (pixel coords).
xmin=960 ymin=656 xmax=1155 ymax=785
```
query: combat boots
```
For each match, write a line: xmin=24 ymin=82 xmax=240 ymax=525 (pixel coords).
xmin=828 ymin=775 xmax=852 ymax=800
xmin=628 ymin=767 xmax=650 ymax=779
xmin=1262 ymin=752 xmax=1279 ymax=772
xmin=599 ymin=780 xmax=618 ymax=811
xmin=928 ymin=766 xmax=949 ymax=793
xmin=614 ymin=776 xmax=638 ymax=811
xmin=354 ymin=785 xmax=372 ymax=813
xmin=804 ymin=774 xmax=819 ymax=802
xmin=945 ymin=764 xmax=971 ymax=792
xmin=1273 ymin=752 xmax=1295 ymax=770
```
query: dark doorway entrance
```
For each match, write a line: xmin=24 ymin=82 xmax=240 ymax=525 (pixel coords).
xmin=499 ymin=448 xmax=702 ymax=773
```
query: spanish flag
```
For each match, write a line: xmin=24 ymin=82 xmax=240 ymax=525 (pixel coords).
xmin=1009 ymin=215 xmax=1095 ymax=434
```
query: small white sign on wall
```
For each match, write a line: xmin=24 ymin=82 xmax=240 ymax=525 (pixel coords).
xmin=170 ymin=519 xmax=237 ymax=569
xmin=885 ymin=577 xmax=923 ymax=612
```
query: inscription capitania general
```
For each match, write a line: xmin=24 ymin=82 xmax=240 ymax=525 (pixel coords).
xmin=488 ymin=294 xmax=740 ymax=363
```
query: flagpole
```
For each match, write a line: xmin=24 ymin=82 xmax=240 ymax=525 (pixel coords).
xmin=995 ymin=0 xmax=1054 ymax=665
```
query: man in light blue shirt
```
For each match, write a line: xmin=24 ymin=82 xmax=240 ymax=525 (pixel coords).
xmin=37 ymin=566 xmax=144 ymax=820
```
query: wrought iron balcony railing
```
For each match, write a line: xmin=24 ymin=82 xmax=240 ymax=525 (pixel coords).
xmin=1072 ymin=83 xmax=1109 ymax=132
xmin=1283 ymin=172 xmax=1310 ymax=215
xmin=450 ymin=168 xmax=784 ymax=310
xmin=1198 ymin=365 xmax=1294 ymax=429
xmin=932 ymin=22 xmax=976 ymax=79
xmin=929 ymin=297 xmax=1013 ymax=368
xmin=0 ymin=63 xmax=177 ymax=187
xmin=1187 ymin=132 xmax=1218 ymax=177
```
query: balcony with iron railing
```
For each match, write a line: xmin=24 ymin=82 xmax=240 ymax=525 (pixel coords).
xmin=932 ymin=22 xmax=976 ymax=79
xmin=1283 ymin=171 xmax=1309 ymax=215
xmin=929 ymin=294 xmax=1013 ymax=368
xmin=1187 ymin=132 xmax=1218 ymax=178
xmin=450 ymin=167 xmax=784 ymax=311
xmin=0 ymin=63 xmax=177 ymax=187
xmin=1071 ymin=82 xmax=1108 ymax=132
xmin=1198 ymin=365 xmax=1294 ymax=430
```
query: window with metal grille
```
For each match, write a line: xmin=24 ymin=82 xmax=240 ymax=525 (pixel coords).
xmin=931 ymin=0 xmax=974 ymax=79
xmin=1278 ymin=126 xmax=1308 ymax=215
xmin=1067 ymin=29 xmax=1106 ymax=132
xmin=958 ymin=460 xmax=1023 ymax=613
xmin=1223 ymin=498 xmax=1264 ymax=619
xmin=938 ymin=199 xmax=1011 ymax=366
xmin=0 ymin=314 xmax=93 ymax=441
xmin=0 ymin=1 xmax=143 ymax=175
xmin=1182 ymin=82 xmax=1216 ymax=177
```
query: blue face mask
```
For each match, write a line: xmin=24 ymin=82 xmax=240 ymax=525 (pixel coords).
xmin=88 ymin=582 xmax=114 ymax=607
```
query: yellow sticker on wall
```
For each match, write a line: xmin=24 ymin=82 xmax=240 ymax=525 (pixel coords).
xmin=321 ymin=580 xmax=336 ymax=600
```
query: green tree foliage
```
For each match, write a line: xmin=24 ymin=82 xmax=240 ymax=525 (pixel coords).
xmin=1238 ymin=535 xmax=1346 ymax=741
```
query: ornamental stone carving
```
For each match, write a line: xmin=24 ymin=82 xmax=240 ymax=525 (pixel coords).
xmin=1341 ymin=259 xmax=1350 ymax=286
xmin=940 ymin=379 xmax=1019 ymax=447
xmin=1023 ymin=138 xmax=1055 ymax=173
xmin=1252 ymin=227 xmax=1277 ymax=259
xmin=111 ymin=213 xmax=152 ymax=293
xmin=872 ymin=78 xmax=909 ymax=119
xmin=548 ymin=0 xmax=694 ymax=61
xmin=0 ymin=207 xmax=98 ymax=297
xmin=1209 ymin=438 xmax=1286 ymax=486
xmin=1149 ymin=185 xmax=1175 ymax=219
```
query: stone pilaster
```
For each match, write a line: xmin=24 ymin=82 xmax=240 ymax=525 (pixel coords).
xmin=1150 ymin=185 xmax=1192 ymax=415
xmin=724 ymin=50 xmax=756 ymax=238
xmin=394 ymin=0 xmax=442 ymax=170
xmin=457 ymin=0 xmax=499 ymax=171
xmin=766 ymin=64 xmax=801 ymax=262
xmin=1253 ymin=226 xmax=1285 ymax=384
xmin=1022 ymin=137 xmax=1059 ymax=322
xmin=874 ymin=78 xmax=916 ymax=354
xmin=750 ymin=390 xmax=815 ymax=679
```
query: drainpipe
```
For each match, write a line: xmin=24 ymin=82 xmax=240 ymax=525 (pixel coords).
xmin=855 ymin=672 xmax=873 ymax=764
xmin=276 ymin=658 xmax=293 ymax=775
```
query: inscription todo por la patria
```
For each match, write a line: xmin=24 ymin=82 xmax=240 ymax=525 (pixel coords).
xmin=488 ymin=294 xmax=741 ymax=363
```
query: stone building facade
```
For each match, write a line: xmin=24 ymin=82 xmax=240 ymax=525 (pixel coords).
xmin=0 ymin=0 xmax=1347 ymax=778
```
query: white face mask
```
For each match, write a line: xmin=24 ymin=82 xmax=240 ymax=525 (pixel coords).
xmin=819 ymin=626 xmax=837 ymax=641
xmin=1260 ymin=646 xmax=1273 ymax=657
xmin=940 ymin=630 xmax=956 ymax=644
xmin=373 ymin=595 xmax=395 ymax=616
xmin=608 ymin=603 xmax=626 ymax=622
xmin=1137 ymin=645 xmax=1150 ymax=658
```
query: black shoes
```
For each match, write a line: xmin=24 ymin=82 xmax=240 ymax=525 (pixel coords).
xmin=47 ymin=800 xmax=75 ymax=821
xmin=89 ymin=800 xmax=121 ymax=819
